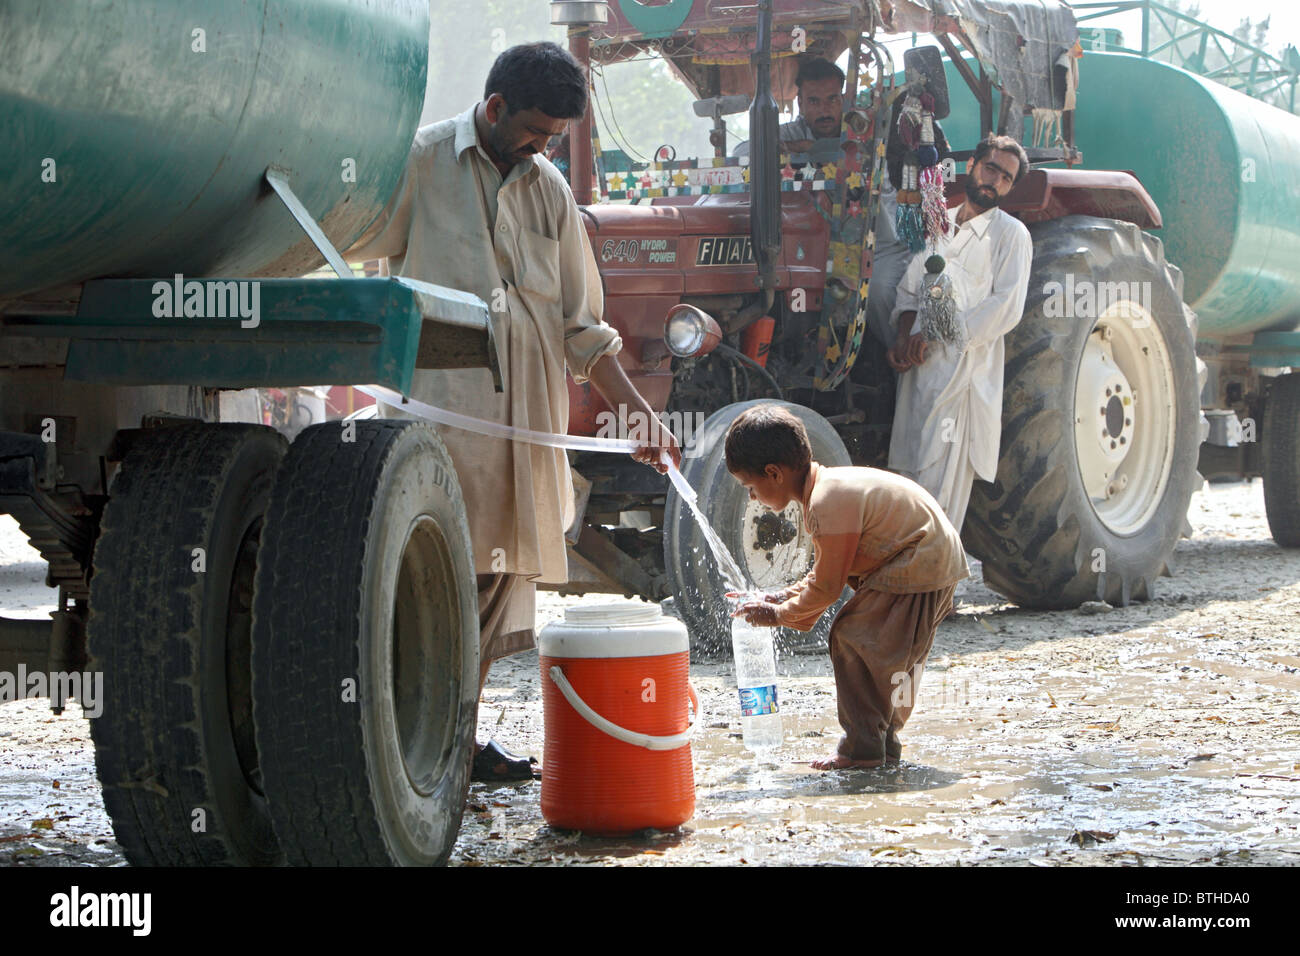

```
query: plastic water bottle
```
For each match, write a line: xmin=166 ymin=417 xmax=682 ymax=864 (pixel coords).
xmin=731 ymin=617 xmax=783 ymax=752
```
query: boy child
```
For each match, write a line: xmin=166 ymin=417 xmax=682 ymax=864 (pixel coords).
xmin=727 ymin=405 xmax=968 ymax=769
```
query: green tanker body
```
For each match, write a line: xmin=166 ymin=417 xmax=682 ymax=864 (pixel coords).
xmin=0 ymin=0 xmax=425 ymax=309
xmin=1071 ymin=52 xmax=1300 ymax=341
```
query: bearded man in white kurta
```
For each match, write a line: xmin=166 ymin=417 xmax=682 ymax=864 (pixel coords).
xmin=886 ymin=135 xmax=1033 ymax=533
xmin=347 ymin=43 xmax=679 ymax=779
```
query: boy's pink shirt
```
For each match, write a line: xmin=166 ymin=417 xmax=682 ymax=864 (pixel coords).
xmin=774 ymin=462 xmax=969 ymax=632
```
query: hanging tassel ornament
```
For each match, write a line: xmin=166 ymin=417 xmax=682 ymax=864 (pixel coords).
xmin=919 ymin=254 xmax=964 ymax=351
xmin=895 ymin=94 xmax=925 ymax=251
xmin=896 ymin=91 xmax=948 ymax=252
xmin=895 ymin=159 xmax=924 ymax=252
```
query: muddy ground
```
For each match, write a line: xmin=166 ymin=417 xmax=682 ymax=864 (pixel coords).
xmin=1 ymin=479 xmax=1297 ymax=866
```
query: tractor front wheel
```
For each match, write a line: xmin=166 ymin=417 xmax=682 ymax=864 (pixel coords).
xmin=664 ymin=400 xmax=852 ymax=655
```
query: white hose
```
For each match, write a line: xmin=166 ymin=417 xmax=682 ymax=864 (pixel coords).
xmin=356 ymin=384 xmax=644 ymax=454
xmin=548 ymin=665 xmax=699 ymax=751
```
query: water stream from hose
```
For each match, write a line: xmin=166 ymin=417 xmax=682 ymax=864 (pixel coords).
xmin=661 ymin=460 xmax=750 ymax=595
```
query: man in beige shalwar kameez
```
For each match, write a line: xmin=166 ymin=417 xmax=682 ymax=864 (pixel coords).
xmin=348 ymin=43 xmax=679 ymax=778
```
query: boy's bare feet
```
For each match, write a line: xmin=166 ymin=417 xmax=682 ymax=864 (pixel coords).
xmin=810 ymin=753 xmax=885 ymax=771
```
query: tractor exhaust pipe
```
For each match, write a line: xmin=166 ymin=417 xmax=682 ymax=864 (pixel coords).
xmin=749 ymin=0 xmax=781 ymax=293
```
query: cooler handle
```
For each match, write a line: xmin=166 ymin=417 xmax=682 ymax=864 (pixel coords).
xmin=548 ymin=666 xmax=699 ymax=752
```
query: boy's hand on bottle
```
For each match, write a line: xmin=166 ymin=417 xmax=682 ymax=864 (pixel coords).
xmin=731 ymin=601 xmax=779 ymax=627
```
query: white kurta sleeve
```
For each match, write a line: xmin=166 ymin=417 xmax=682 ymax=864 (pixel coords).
xmin=555 ymin=185 xmax=622 ymax=382
xmin=344 ymin=145 xmax=417 ymax=263
xmin=888 ymin=250 xmax=927 ymax=335
xmin=959 ymin=224 xmax=1033 ymax=350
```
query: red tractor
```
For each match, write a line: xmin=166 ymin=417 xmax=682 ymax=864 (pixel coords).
xmin=551 ymin=0 xmax=1201 ymax=652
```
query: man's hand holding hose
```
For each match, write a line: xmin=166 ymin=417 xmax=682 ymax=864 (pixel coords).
xmin=587 ymin=352 xmax=682 ymax=474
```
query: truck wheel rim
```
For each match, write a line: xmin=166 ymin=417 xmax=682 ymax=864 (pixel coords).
xmin=739 ymin=498 xmax=812 ymax=591
xmin=1073 ymin=300 xmax=1177 ymax=535
xmin=391 ymin=515 xmax=459 ymax=797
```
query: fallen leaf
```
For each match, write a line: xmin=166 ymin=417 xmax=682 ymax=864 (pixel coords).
xmin=1068 ymin=829 xmax=1116 ymax=846
xmin=1087 ymin=720 xmax=1121 ymax=732
xmin=31 ymin=819 xmax=53 ymax=830
xmin=871 ymin=845 xmax=918 ymax=856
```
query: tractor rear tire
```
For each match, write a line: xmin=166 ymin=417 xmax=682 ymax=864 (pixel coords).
xmin=962 ymin=216 xmax=1201 ymax=608
xmin=88 ymin=423 xmax=287 ymax=866
xmin=1263 ymin=372 xmax=1300 ymax=547
xmin=664 ymin=400 xmax=852 ymax=655
xmin=251 ymin=420 xmax=478 ymax=866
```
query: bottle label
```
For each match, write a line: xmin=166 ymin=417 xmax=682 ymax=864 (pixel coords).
xmin=738 ymin=684 xmax=779 ymax=717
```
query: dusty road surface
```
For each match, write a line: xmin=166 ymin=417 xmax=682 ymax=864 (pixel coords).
xmin=2 ymin=479 xmax=1298 ymax=866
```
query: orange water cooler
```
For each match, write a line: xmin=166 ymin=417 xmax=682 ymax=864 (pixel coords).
xmin=539 ymin=604 xmax=697 ymax=835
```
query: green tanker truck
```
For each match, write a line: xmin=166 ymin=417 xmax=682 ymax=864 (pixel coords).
xmin=1 ymin=0 xmax=496 ymax=865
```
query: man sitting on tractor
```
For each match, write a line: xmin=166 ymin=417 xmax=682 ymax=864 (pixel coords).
xmin=734 ymin=57 xmax=845 ymax=156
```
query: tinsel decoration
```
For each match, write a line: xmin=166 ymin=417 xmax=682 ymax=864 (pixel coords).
xmin=895 ymin=91 xmax=948 ymax=252
xmin=920 ymin=165 xmax=949 ymax=244
xmin=919 ymin=254 xmax=964 ymax=350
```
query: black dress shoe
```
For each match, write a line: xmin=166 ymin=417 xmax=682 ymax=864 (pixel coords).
xmin=471 ymin=739 xmax=540 ymax=782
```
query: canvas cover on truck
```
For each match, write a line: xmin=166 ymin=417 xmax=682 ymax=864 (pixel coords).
xmin=592 ymin=0 xmax=1077 ymax=112
xmin=886 ymin=0 xmax=1079 ymax=110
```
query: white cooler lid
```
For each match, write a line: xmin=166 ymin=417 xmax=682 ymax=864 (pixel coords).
xmin=538 ymin=603 xmax=689 ymax=658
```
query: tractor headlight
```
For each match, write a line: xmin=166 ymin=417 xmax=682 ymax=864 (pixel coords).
xmin=664 ymin=304 xmax=722 ymax=358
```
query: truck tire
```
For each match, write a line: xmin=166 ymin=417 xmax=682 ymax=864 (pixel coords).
xmin=963 ymin=216 xmax=1201 ymax=608
xmin=88 ymin=423 xmax=287 ymax=866
xmin=664 ymin=400 xmax=852 ymax=655
xmin=1263 ymin=372 xmax=1300 ymax=546
xmin=252 ymin=421 xmax=478 ymax=865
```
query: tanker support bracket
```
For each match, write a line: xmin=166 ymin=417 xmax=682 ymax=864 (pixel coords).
xmin=264 ymin=165 xmax=355 ymax=280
